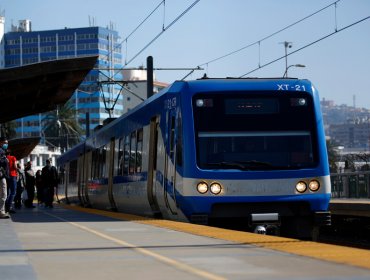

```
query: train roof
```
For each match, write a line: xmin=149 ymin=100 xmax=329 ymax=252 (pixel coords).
xmin=175 ymin=77 xmax=314 ymax=93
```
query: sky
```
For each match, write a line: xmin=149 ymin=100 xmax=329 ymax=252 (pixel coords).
xmin=1 ymin=0 xmax=370 ymax=108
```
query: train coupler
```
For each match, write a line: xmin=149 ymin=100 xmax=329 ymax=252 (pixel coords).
xmin=250 ymin=213 xmax=280 ymax=235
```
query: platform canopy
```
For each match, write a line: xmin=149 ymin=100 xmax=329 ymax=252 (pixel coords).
xmin=8 ymin=137 xmax=41 ymax=160
xmin=0 ymin=55 xmax=98 ymax=123
xmin=0 ymin=55 xmax=97 ymax=159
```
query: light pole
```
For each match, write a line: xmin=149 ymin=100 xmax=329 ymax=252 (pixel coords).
xmin=56 ymin=106 xmax=62 ymax=152
xmin=283 ymin=64 xmax=306 ymax=78
xmin=280 ymin=41 xmax=292 ymax=76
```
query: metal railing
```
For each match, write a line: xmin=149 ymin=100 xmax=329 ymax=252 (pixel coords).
xmin=330 ymin=171 xmax=370 ymax=199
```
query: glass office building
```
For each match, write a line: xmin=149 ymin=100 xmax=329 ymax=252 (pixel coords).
xmin=4 ymin=22 xmax=123 ymax=139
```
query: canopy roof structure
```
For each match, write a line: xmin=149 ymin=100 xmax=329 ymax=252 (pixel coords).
xmin=0 ymin=55 xmax=97 ymax=159
xmin=8 ymin=137 xmax=41 ymax=160
xmin=0 ymin=55 xmax=97 ymax=123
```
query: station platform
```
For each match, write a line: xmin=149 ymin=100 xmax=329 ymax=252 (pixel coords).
xmin=1 ymin=204 xmax=370 ymax=280
xmin=330 ymin=198 xmax=370 ymax=217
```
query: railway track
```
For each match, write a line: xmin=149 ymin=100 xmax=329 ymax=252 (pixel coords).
xmin=210 ymin=216 xmax=370 ymax=249
xmin=318 ymin=215 xmax=370 ymax=249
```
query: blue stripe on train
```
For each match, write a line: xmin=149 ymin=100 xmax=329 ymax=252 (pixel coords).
xmin=176 ymin=193 xmax=331 ymax=218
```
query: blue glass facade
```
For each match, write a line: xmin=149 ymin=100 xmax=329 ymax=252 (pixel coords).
xmin=4 ymin=26 xmax=123 ymax=138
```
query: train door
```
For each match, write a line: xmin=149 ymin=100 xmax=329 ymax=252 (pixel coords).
xmin=164 ymin=109 xmax=178 ymax=215
xmin=147 ymin=116 xmax=161 ymax=215
xmin=108 ymin=138 xmax=117 ymax=211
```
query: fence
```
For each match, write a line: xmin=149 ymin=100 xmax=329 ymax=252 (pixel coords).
xmin=330 ymin=171 xmax=370 ymax=198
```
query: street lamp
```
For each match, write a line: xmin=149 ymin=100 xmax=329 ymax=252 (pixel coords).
xmin=280 ymin=41 xmax=292 ymax=76
xmin=283 ymin=64 xmax=306 ymax=78
xmin=56 ymin=118 xmax=62 ymax=152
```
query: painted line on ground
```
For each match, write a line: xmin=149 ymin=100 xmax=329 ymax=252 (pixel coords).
xmin=44 ymin=210 xmax=226 ymax=280
xmin=61 ymin=204 xmax=370 ymax=270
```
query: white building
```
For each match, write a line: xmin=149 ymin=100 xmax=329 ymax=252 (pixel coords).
xmin=122 ymin=69 xmax=168 ymax=113
xmin=19 ymin=144 xmax=61 ymax=172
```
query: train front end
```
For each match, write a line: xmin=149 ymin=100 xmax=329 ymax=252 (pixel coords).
xmin=178 ymin=78 xmax=331 ymax=239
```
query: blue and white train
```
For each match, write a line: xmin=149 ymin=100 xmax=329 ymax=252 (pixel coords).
xmin=57 ymin=78 xmax=331 ymax=239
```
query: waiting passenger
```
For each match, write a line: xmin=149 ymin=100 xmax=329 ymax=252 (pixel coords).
xmin=24 ymin=162 xmax=36 ymax=208
xmin=0 ymin=137 xmax=9 ymax=219
xmin=14 ymin=163 xmax=25 ymax=209
xmin=5 ymin=149 xmax=17 ymax=214
xmin=42 ymin=159 xmax=58 ymax=208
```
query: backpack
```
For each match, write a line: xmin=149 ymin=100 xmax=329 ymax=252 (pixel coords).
xmin=0 ymin=154 xmax=8 ymax=179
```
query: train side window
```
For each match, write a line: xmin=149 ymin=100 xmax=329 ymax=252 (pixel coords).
xmin=69 ymin=160 xmax=77 ymax=183
xmin=136 ymin=129 xmax=143 ymax=173
xmin=176 ymin=114 xmax=183 ymax=167
xmin=92 ymin=148 xmax=98 ymax=179
xmin=129 ymin=132 xmax=136 ymax=174
xmin=102 ymin=144 xmax=108 ymax=178
xmin=169 ymin=116 xmax=175 ymax=159
xmin=58 ymin=165 xmax=65 ymax=185
xmin=123 ymin=135 xmax=130 ymax=176
xmin=98 ymin=146 xmax=104 ymax=178
xmin=117 ymin=137 xmax=124 ymax=176
xmin=93 ymin=145 xmax=106 ymax=178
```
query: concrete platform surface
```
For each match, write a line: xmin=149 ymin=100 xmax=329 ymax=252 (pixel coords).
xmin=1 ymin=204 xmax=370 ymax=280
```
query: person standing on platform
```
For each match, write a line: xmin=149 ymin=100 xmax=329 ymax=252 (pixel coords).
xmin=0 ymin=137 xmax=10 ymax=219
xmin=35 ymin=170 xmax=43 ymax=205
xmin=14 ymin=163 xmax=25 ymax=209
xmin=24 ymin=161 xmax=36 ymax=208
xmin=42 ymin=159 xmax=58 ymax=208
xmin=5 ymin=149 xmax=17 ymax=214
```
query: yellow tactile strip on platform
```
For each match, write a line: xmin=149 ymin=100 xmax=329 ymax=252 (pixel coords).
xmin=62 ymin=205 xmax=370 ymax=270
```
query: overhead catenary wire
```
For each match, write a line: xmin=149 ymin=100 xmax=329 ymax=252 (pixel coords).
xmin=124 ymin=0 xmax=165 ymax=43
xmin=122 ymin=0 xmax=166 ymax=64
xmin=182 ymin=0 xmax=341 ymax=79
xmin=124 ymin=0 xmax=201 ymax=67
xmin=96 ymin=0 xmax=202 ymax=115
xmin=239 ymin=15 xmax=370 ymax=77
xmin=104 ymin=0 xmax=201 ymax=83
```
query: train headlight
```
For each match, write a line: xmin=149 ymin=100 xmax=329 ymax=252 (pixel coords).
xmin=210 ymin=182 xmax=222 ymax=195
xmin=196 ymin=99 xmax=204 ymax=107
xmin=197 ymin=182 xmax=208 ymax=194
xmin=298 ymin=98 xmax=306 ymax=106
xmin=309 ymin=180 xmax=320 ymax=192
xmin=296 ymin=181 xmax=307 ymax=193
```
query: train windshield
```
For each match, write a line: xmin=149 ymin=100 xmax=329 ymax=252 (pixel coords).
xmin=193 ymin=92 xmax=318 ymax=170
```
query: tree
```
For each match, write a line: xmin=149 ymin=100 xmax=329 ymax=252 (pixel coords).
xmin=343 ymin=154 xmax=356 ymax=171
xmin=326 ymin=140 xmax=339 ymax=173
xmin=42 ymin=101 xmax=83 ymax=152
xmin=355 ymin=153 xmax=370 ymax=171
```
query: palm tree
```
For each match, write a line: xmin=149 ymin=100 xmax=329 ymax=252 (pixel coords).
xmin=42 ymin=101 xmax=83 ymax=152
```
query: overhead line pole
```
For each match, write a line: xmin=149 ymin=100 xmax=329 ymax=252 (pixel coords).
xmin=239 ymin=15 xmax=370 ymax=77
